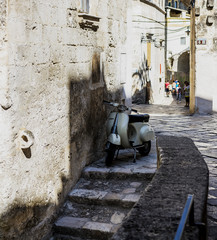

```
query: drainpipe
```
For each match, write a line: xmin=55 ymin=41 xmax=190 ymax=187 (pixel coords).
xmin=165 ymin=8 xmax=169 ymax=82
xmin=189 ymin=1 xmax=196 ymax=114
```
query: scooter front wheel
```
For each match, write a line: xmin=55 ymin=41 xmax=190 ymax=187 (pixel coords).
xmin=105 ymin=143 xmax=116 ymax=166
xmin=137 ymin=141 xmax=151 ymax=156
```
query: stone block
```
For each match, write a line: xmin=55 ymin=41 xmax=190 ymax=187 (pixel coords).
xmin=110 ymin=212 xmax=125 ymax=224
xmin=55 ymin=216 xmax=88 ymax=229
xmin=122 ymin=194 xmax=141 ymax=202
xmin=32 ymin=43 xmax=50 ymax=64
xmin=8 ymin=1 xmax=31 ymax=21
xmin=83 ymin=221 xmax=113 ymax=232
xmin=122 ymin=188 xmax=136 ymax=194
xmin=32 ymin=2 xmax=51 ymax=25
xmin=130 ymin=182 xmax=142 ymax=188
xmin=8 ymin=20 xmax=27 ymax=43
xmin=103 ymin=193 xmax=123 ymax=201
xmin=69 ymin=189 xmax=108 ymax=200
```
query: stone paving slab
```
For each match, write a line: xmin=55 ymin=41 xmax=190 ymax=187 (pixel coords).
xmin=54 ymin=216 xmax=114 ymax=240
xmin=69 ymin=189 xmax=108 ymax=201
xmin=83 ymin=222 xmax=114 ymax=233
xmin=55 ymin=217 xmax=88 ymax=230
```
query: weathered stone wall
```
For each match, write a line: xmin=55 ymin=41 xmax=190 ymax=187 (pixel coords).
xmin=112 ymin=136 xmax=209 ymax=239
xmin=195 ymin=0 xmax=217 ymax=113
xmin=0 ymin=0 xmax=130 ymax=239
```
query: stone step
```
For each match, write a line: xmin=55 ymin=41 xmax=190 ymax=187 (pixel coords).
xmin=52 ymin=234 xmax=97 ymax=240
xmin=53 ymin=216 xmax=118 ymax=240
xmin=82 ymin=165 xmax=155 ymax=180
xmin=68 ymin=177 xmax=147 ymax=208
xmin=51 ymin=146 xmax=157 ymax=239
xmin=73 ymin=177 xmax=148 ymax=197
xmin=81 ymin=148 xmax=157 ymax=181
xmin=58 ymin=201 xmax=129 ymax=225
xmin=69 ymin=188 xmax=141 ymax=208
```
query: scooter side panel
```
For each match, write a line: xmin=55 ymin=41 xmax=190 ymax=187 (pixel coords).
xmin=129 ymin=122 xmax=155 ymax=146
xmin=140 ymin=124 xmax=155 ymax=141
xmin=117 ymin=113 xmax=130 ymax=148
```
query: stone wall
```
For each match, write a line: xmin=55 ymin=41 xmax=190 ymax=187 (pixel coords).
xmin=195 ymin=0 xmax=217 ymax=113
xmin=0 ymin=0 xmax=131 ymax=239
xmin=112 ymin=136 xmax=209 ymax=239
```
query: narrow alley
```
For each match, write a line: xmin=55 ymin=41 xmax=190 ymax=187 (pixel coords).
xmin=135 ymin=98 xmax=217 ymax=240
xmin=51 ymin=96 xmax=217 ymax=240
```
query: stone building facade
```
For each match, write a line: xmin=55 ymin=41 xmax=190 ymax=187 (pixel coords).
xmin=194 ymin=0 xmax=217 ymax=113
xmin=0 ymin=0 xmax=133 ymax=239
xmin=131 ymin=0 xmax=166 ymax=104
xmin=0 ymin=0 xmax=165 ymax=239
xmin=181 ymin=0 xmax=217 ymax=114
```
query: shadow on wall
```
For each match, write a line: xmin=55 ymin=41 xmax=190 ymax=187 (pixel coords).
xmin=0 ymin=203 xmax=57 ymax=240
xmin=0 ymin=52 xmax=124 ymax=239
xmin=177 ymin=51 xmax=189 ymax=74
xmin=131 ymin=57 xmax=152 ymax=104
xmin=196 ymin=97 xmax=213 ymax=114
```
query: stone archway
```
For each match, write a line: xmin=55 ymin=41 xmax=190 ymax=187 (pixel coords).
xmin=177 ymin=51 xmax=190 ymax=74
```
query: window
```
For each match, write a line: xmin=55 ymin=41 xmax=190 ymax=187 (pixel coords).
xmin=180 ymin=37 xmax=186 ymax=45
xmin=81 ymin=0 xmax=89 ymax=13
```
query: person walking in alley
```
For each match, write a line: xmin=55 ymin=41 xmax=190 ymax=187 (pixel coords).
xmin=184 ymin=81 xmax=190 ymax=107
xmin=165 ymin=80 xmax=170 ymax=97
xmin=172 ymin=80 xmax=176 ymax=96
xmin=176 ymin=84 xmax=182 ymax=103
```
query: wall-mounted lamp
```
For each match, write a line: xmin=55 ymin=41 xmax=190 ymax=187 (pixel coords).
xmin=141 ymin=33 xmax=154 ymax=43
xmin=185 ymin=27 xmax=190 ymax=36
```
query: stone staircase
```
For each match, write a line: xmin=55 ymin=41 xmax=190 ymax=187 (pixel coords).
xmin=51 ymin=146 xmax=157 ymax=240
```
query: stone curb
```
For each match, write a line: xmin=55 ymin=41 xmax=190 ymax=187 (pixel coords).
xmin=112 ymin=135 xmax=209 ymax=240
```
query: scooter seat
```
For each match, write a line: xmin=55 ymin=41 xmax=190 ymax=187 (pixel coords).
xmin=129 ymin=114 xmax=150 ymax=123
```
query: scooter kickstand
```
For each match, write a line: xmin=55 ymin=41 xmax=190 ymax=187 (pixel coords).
xmin=115 ymin=148 xmax=120 ymax=160
xmin=133 ymin=148 xmax=137 ymax=163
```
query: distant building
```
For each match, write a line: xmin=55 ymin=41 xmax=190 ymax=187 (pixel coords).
xmin=165 ymin=5 xmax=190 ymax=85
xmin=180 ymin=0 xmax=217 ymax=114
xmin=166 ymin=0 xmax=187 ymax=10
xmin=0 ymin=0 xmax=167 ymax=239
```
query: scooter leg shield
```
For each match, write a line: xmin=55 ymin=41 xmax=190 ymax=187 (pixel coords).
xmin=140 ymin=125 xmax=155 ymax=142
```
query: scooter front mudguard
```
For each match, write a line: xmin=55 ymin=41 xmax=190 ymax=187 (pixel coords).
xmin=108 ymin=133 xmax=121 ymax=146
xmin=140 ymin=124 xmax=155 ymax=142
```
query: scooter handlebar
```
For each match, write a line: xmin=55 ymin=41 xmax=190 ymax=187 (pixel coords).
xmin=103 ymin=100 xmax=138 ymax=112
xmin=103 ymin=100 xmax=118 ymax=107
xmin=131 ymin=109 xmax=138 ymax=113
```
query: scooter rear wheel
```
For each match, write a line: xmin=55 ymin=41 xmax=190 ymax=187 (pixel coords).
xmin=105 ymin=143 xmax=116 ymax=166
xmin=137 ymin=141 xmax=151 ymax=156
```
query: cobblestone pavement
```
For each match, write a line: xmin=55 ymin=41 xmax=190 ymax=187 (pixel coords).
xmin=133 ymin=97 xmax=217 ymax=240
